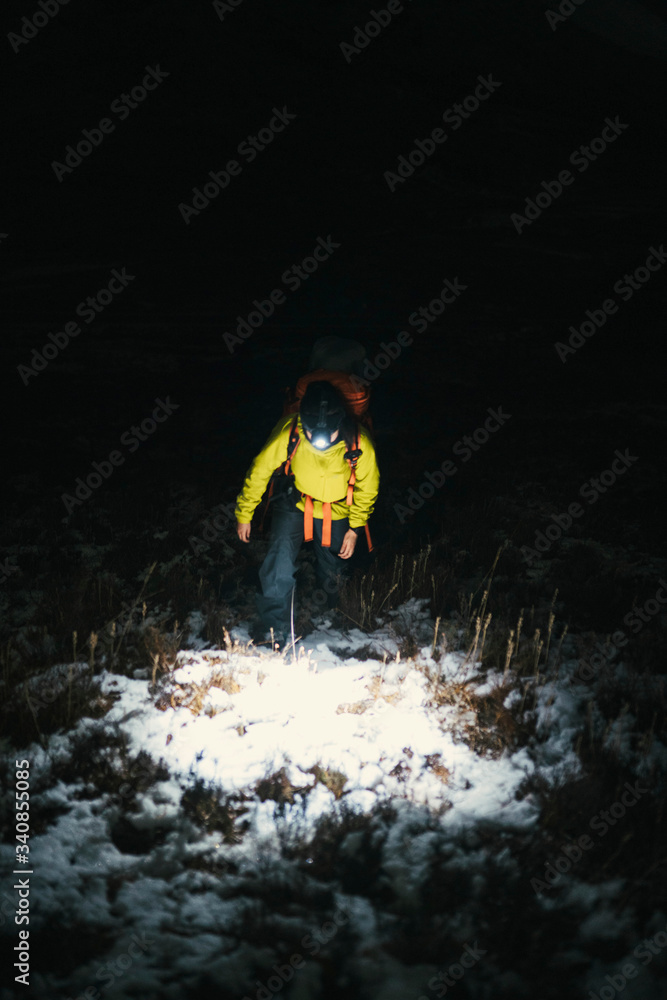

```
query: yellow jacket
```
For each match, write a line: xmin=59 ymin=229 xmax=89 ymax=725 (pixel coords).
xmin=235 ymin=414 xmax=379 ymax=529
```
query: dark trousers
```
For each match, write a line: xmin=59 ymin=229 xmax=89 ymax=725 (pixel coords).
xmin=256 ymin=490 xmax=350 ymax=633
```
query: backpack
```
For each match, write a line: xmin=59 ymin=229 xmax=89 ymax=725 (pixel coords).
xmin=261 ymin=369 xmax=373 ymax=551
xmin=283 ymin=368 xmax=373 ymax=432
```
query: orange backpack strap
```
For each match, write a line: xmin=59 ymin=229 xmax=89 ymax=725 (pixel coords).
xmin=344 ymin=432 xmax=362 ymax=506
xmin=344 ymin=430 xmax=373 ymax=552
xmin=269 ymin=419 xmax=372 ymax=552
xmin=303 ymin=495 xmax=314 ymax=542
xmin=321 ymin=502 xmax=332 ymax=547
xmin=364 ymin=523 xmax=373 ymax=553
xmin=302 ymin=497 xmax=331 ymax=546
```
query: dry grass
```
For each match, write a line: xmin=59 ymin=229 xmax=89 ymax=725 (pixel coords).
xmin=282 ymin=800 xmax=400 ymax=898
xmin=153 ymin=632 xmax=290 ymax=716
xmin=463 ymin=685 xmax=535 ymax=758
xmin=2 ymin=467 xmax=663 ymax=992
xmin=255 ymin=767 xmax=312 ymax=809
xmin=180 ymin=778 xmax=251 ymax=843
xmin=335 ymin=699 xmax=371 ymax=715
xmin=423 ymin=752 xmax=451 ymax=783
xmin=0 ymin=662 xmax=118 ymax=750
xmin=364 ymin=673 xmax=404 ymax=706
xmin=163 ymin=666 xmax=243 ymax=716
xmin=38 ymin=726 xmax=171 ymax=808
xmin=304 ymin=764 xmax=349 ymax=800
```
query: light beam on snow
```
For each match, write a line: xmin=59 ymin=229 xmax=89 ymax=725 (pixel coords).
xmin=100 ymin=619 xmax=543 ymax=834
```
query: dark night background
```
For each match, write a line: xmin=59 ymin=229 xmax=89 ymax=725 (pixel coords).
xmin=3 ymin=0 xmax=666 ymax=537
xmin=2 ymin=0 xmax=667 ymax=997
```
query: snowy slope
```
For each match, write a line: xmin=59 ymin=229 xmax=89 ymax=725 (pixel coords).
xmin=2 ymin=597 xmax=665 ymax=999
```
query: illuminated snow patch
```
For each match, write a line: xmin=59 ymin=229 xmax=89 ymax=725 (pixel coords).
xmin=95 ymin=621 xmax=541 ymax=838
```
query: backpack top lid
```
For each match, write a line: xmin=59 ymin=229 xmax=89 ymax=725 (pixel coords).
xmin=288 ymin=369 xmax=370 ymax=421
xmin=309 ymin=335 xmax=366 ymax=375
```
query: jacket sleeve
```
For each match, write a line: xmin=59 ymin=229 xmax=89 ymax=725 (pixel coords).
xmin=235 ymin=416 xmax=292 ymax=523
xmin=348 ymin=429 xmax=380 ymax=529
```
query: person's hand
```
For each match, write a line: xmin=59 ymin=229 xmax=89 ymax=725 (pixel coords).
xmin=338 ymin=528 xmax=358 ymax=559
xmin=237 ymin=522 xmax=251 ymax=542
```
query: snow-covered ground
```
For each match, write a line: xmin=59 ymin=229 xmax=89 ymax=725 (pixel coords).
xmin=2 ymin=597 xmax=665 ymax=999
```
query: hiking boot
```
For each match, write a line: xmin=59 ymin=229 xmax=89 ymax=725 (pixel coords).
xmin=267 ymin=630 xmax=287 ymax=651
xmin=250 ymin=622 xmax=286 ymax=648
xmin=251 ymin=627 xmax=287 ymax=650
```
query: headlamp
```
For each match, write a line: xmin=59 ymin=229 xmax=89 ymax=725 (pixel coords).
xmin=303 ymin=397 xmax=342 ymax=451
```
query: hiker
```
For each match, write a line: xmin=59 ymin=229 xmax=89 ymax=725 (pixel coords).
xmin=235 ymin=379 xmax=379 ymax=647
